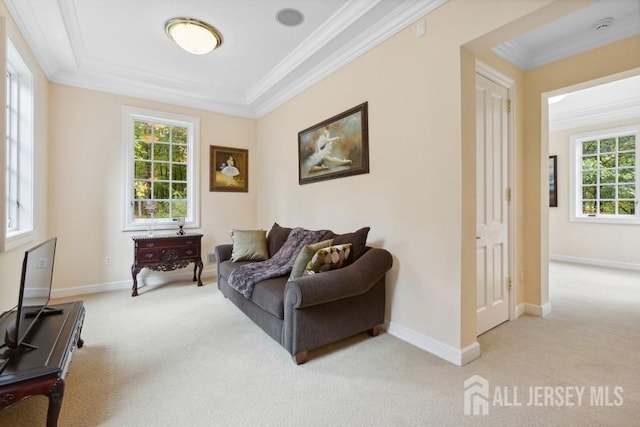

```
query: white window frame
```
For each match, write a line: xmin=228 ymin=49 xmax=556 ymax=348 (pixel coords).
xmin=123 ymin=106 xmax=200 ymax=231
xmin=5 ymin=38 xmax=34 ymax=250
xmin=570 ymin=124 xmax=640 ymax=224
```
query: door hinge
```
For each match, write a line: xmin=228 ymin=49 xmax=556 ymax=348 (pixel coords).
xmin=506 ymin=99 xmax=511 ymax=113
xmin=506 ymin=188 xmax=512 ymax=202
xmin=508 ymin=277 xmax=512 ymax=291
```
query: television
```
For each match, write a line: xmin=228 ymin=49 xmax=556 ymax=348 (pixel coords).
xmin=2 ymin=237 xmax=60 ymax=352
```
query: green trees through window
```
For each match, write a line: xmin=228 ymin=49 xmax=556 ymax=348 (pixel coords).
xmin=578 ymin=132 xmax=636 ymax=216
xmin=133 ymin=121 xmax=189 ymax=219
xmin=124 ymin=106 xmax=199 ymax=231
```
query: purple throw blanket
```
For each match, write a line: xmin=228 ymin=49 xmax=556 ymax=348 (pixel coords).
xmin=228 ymin=227 xmax=328 ymax=298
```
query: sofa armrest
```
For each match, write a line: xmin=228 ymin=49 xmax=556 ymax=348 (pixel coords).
xmin=215 ymin=244 xmax=233 ymax=264
xmin=214 ymin=243 xmax=233 ymax=270
xmin=285 ymin=247 xmax=392 ymax=309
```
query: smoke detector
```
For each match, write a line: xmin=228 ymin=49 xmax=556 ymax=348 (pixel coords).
xmin=593 ymin=18 xmax=614 ymax=31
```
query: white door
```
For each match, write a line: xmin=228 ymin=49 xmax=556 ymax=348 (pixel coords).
xmin=476 ymin=72 xmax=510 ymax=335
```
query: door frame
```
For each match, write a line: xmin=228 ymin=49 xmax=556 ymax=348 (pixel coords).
xmin=475 ymin=61 xmax=517 ymax=323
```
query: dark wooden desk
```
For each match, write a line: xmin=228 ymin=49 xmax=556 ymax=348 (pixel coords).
xmin=0 ymin=301 xmax=85 ymax=427
xmin=131 ymin=233 xmax=203 ymax=296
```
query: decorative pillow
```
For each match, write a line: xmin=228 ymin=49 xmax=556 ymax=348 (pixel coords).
xmin=231 ymin=229 xmax=268 ymax=262
xmin=330 ymin=227 xmax=369 ymax=264
xmin=303 ymin=243 xmax=352 ymax=276
xmin=266 ymin=223 xmax=292 ymax=257
xmin=288 ymin=239 xmax=333 ymax=281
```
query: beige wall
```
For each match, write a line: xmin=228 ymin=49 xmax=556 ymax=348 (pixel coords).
xmin=256 ymin=0 xmax=555 ymax=356
xmin=0 ymin=7 xmax=50 ymax=312
xmin=47 ymin=84 xmax=257 ymax=291
xmin=549 ymin=118 xmax=640 ymax=266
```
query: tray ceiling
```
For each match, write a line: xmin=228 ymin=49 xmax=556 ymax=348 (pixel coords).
xmin=3 ymin=0 xmax=446 ymax=118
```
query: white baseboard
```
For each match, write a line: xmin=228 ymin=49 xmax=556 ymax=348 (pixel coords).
xmin=51 ymin=267 xmax=216 ymax=299
xmin=550 ymin=254 xmax=640 ymax=271
xmin=385 ymin=321 xmax=480 ymax=366
xmin=515 ymin=303 xmax=526 ymax=318
xmin=523 ymin=302 xmax=552 ymax=317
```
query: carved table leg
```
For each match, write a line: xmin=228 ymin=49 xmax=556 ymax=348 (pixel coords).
xmin=47 ymin=378 xmax=65 ymax=427
xmin=194 ymin=259 xmax=203 ymax=286
xmin=131 ymin=265 xmax=142 ymax=297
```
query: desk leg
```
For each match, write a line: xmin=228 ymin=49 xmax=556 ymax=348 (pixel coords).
xmin=47 ymin=378 xmax=64 ymax=427
xmin=131 ymin=265 xmax=142 ymax=297
xmin=194 ymin=260 xmax=203 ymax=286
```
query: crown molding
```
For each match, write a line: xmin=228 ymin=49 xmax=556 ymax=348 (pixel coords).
xmin=493 ymin=7 xmax=640 ymax=71
xmin=549 ymin=96 xmax=640 ymax=132
xmin=245 ymin=0 xmax=381 ymax=104
xmin=52 ymin=68 xmax=257 ymax=118
xmin=5 ymin=0 xmax=448 ymax=119
xmin=4 ymin=0 xmax=60 ymax=78
xmin=253 ymin=0 xmax=448 ymax=117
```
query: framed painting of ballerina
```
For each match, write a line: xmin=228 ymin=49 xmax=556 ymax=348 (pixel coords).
xmin=209 ymin=145 xmax=248 ymax=192
xmin=298 ymin=102 xmax=369 ymax=185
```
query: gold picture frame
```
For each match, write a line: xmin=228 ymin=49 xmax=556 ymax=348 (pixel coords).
xmin=209 ymin=145 xmax=248 ymax=192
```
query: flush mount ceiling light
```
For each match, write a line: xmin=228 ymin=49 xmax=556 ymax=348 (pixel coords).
xmin=165 ymin=17 xmax=222 ymax=55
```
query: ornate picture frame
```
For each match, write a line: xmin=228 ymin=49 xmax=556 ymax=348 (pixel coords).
xmin=209 ymin=145 xmax=248 ymax=192
xmin=298 ymin=102 xmax=369 ymax=185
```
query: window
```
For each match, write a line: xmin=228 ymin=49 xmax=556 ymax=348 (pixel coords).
xmin=571 ymin=125 xmax=639 ymax=223
xmin=123 ymin=107 xmax=200 ymax=231
xmin=5 ymin=39 xmax=34 ymax=249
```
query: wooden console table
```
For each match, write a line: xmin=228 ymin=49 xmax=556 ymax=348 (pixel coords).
xmin=131 ymin=233 xmax=203 ymax=297
xmin=0 ymin=301 xmax=85 ymax=427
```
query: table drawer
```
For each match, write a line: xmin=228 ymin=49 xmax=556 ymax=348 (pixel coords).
xmin=139 ymin=238 xmax=198 ymax=249
xmin=180 ymin=246 xmax=200 ymax=258
xmin=138 ymin=249 xmax=160 ymax=262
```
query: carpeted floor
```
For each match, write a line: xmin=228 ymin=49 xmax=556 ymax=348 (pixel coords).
xmin=0 ymin=261 xmax=637 ymax=426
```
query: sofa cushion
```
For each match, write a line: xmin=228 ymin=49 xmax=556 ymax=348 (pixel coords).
xmin=289 ymin=239 xmax=333 ymax=280
xmin=231 ymin=229 xmax=268 ymax=262
xmin=250 ymin=277 xmax=287 ymax=319
xmin=326 ymin=227 xmax=369 ymax=264
xmin=304 ymin=243 xmax=352 ymax=276
xmin=266 ymin=223 xmax=292 ymax=257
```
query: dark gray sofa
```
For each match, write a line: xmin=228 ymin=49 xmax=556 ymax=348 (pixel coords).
xmin=215 ymin=225 xmax=393 ymax=364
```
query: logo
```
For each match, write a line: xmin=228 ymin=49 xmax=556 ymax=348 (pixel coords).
xmin=464 ymin=375 xmax=489 ymax=415
xmin=463 ymin=375 xmax=624 ymax=415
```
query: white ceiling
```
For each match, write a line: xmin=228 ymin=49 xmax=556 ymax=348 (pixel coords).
xmin=548 ymin=74 xmax=640 ymax=132
xmin=493 ymin=0 xmax=640 ymax=71
xmin=4 ymin=0 xmax=639 ymax=119
xmin=3 ymin=0 xmax=446 ymax=118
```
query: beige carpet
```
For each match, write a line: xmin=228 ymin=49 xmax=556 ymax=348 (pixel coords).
xmin=0 ymin=262 xmax=638 ymax=426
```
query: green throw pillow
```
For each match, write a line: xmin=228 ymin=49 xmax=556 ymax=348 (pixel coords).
xmin=231 ymin=229 xmax=269 ymax=262
xmin=288 ymin=239 xmax=333 ymax=280
xmin=303 ymin=243 xmax=352 ymax=276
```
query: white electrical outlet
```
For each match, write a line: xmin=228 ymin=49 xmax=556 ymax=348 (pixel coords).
xmin=105 ymin=256 xmax=112 ymax=265
xmin=38 ymin=258 xmax=47 ymax=268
